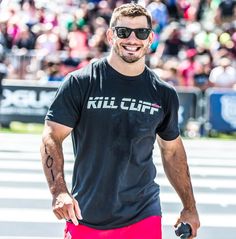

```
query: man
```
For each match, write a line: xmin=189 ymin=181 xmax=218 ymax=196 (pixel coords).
xmin=40 ymin=3 xmax=200 ymax=239
xmin=209 ymin=57 xmax=236 ymax=88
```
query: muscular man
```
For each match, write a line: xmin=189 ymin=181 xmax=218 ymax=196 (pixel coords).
xmin=40 ymin=3 xmax=200 ymax=239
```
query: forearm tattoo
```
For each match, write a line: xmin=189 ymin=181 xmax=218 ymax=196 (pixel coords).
xmin=45 ymin=147 xmax=55 ymax=181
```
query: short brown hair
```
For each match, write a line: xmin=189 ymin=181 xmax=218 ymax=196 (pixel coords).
xmin=109 ymin=3 xmax=152 ymax=29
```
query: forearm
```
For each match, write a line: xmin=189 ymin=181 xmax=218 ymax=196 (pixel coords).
xmin=40 ymin=133 xmax=68 ymax=196
xmin=40 ymin=122 xmax=81 ymax=224
xmin=160 ymin=138 xmax=196 ymax=210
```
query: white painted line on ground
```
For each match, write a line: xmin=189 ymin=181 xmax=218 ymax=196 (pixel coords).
xmin=1 ymin=186 xmax=236 ymax=207
xmin=2 ymin=161 xmax=236 ymax=177
xmin=0 ymin=153 xmax=74 ymax=161
xmin=0 ymin=187 xmax=51 ymax=199
xmin=156 ymin=177 xmax=236 ymax=189
xmin=161 ymin=192 xmax=236 ymax=206
xmin=0 ymin=208 xmax=61 ymax=223
xmin=0 ymin=208 xmax=236 ymax=228
xmin=155 ymin=159 xmax=236 ymax=167
xmin=163 ymin=213 xmax=236 ymax=228
xmin=0 ymin=171 xmax=236 ymax=189
xmin=0 ymin=173 xmax=72 ymax=183
xmin=0 ymin=161 xmax=74 ymax=171
xmin=155 ymin=166 xmax=236 ymax=177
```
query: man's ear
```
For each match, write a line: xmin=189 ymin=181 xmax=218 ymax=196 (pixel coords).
xmin=106 ymin=28 xmax=114 ymax=45
xmin=148 ymin=30 xmax=154 ymax=45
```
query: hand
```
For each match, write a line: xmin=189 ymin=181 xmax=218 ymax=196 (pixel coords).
xmin=52 ymin=192 xmax=82 ymax=225
xmin=174 ymin=207 xmax=200 ymax=238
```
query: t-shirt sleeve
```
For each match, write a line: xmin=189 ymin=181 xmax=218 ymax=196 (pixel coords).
xmin=156 ymin=87 xmax=180 ymax=141
xmin=45 ymin=73 xmax=83 ymax=128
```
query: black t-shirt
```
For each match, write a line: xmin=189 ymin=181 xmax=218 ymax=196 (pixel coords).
xmin=46 ymin=58 xmax=180 ymax=229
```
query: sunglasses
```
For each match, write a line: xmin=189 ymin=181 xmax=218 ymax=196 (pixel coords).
xmin=112 ymin=27 xmax=151 ymax=40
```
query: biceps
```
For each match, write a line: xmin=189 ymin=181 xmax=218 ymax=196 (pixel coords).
xmin=157 ymin=135 xmax=181 ymax=151
xmin=43 ymin=120 xmax=73 ymax=143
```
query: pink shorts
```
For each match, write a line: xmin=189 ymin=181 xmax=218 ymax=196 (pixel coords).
xmin=64 ymin=216 xmax=162 ymax=239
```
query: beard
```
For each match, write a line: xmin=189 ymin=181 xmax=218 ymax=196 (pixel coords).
xmin=113 ymin=44 xmax=149 ymax=63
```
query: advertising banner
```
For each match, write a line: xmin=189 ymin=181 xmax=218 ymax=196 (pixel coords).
xmin=0 ymin=82 xmax=202 ymax=132
xmin=0 ymin=81 xmax=59 ymax=124
xmin=206 ymin=89 xmax=236 ymax=132
xmin=176 ymin=87 xmax=202 ymax=132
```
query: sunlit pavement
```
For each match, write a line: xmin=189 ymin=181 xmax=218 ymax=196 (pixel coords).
xmin=0 ymin=133 xmax=236 ymax=239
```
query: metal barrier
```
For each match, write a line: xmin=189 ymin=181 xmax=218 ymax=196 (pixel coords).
xmin=5 ymin=50 xmax=42 ymax=80
xmin=4 ymin=49 xmax=77 ymax=80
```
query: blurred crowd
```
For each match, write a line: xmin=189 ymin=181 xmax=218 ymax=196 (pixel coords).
xmin=0 ymin=0 xmax=236 ymax=93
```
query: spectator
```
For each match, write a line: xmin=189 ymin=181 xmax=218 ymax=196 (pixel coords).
xmin=60 ymin=47 xmax=81 ymax=76
xmin=37 ymin=7 xmax=47 ymax=24
xmin=0 ymin=21 xmax=13 ymax=50
xmin=209 ymin=57 xmax=236 ymax=88
xmin=217 ymin=27 xmax=236 ymax=57
xmin=35 ymin=23 xmax=61 ymax=55
xmin=178 ymin=48 xmax=200 ymax=87
xmin=232 ymin=31 xmax=236 ymax=58
xmin=40 ymin=56 xmax=63 ymax=83
xmin=5 ymin=7 xmax=21 ymax=45
xmin=15 ymin=25 xmax=36 ymax=50
xmin=193 ymin=56 xmax=213 ymax=93
xmin=155 ymin=58 xmax=180 ymax=86
xmin=0 ymin=55 xmax=7 ymax=100
xmin=0 ymin=0 xmax=235 ymax=87
xmin=158 ymin=22 xmax=184 ymax=59
xmin=89 ymin=26 xmax=109 ymax=54
xmin=214 ymin=0 xmax=236 ymax=25
xmin=165 ymin=0 xmax=179 ymax=20
xmin=21 ymin=0 xmax=38 ymax=27
xmin=67 ymin=23 xmax=90 ymax=58
xmin=77 ymin=53 xmax=94 ymax=69
xmin=96 ymin=0 xmax=113 ymax=24
xmin=194 ymin=24 xmax=218 ymax=52
xmin=196 ymin=0 xmax=220 ymax=24
xmin=147 ymin=0 xmax=169 ymax=31
xmin=176 ymin=0 xmax=191 ymax=20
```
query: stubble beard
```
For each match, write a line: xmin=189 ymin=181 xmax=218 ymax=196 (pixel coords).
xmin=113 ymin=44 xmax=148 ymax=63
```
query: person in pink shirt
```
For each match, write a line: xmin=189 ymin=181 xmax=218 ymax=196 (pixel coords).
xmin=179 ymin=48 xmax=200 ymax=87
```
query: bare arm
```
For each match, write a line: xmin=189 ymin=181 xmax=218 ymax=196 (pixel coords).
xmin=40 ymin=120 xmax=82 ymax=225
xmin=157 ymin=135 xmax=200 ymax=238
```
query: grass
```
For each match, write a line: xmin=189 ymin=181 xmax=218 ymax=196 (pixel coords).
xmin=0 ymin=122 xmax=44 ymax=134
xmin=208 ymin=132 xmax=236 ymax=140
xmin=1 ymin=122 xmax=236 ymax=139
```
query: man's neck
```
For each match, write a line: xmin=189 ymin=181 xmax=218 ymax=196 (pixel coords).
xmin=107 ymin=52 xmax=145 ymax=77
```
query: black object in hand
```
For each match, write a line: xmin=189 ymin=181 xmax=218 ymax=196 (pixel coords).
xmin=175 ymin=222 xmax=192 ymax=239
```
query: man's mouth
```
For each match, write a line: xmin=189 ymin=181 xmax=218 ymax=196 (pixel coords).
xmin=122 ymin=45 xmax=141 ymax=52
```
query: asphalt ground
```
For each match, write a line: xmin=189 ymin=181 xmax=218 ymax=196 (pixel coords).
xmin=0 ymin=133 xmax=236 ymax=239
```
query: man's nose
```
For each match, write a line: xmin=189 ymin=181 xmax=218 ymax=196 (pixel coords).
xmin=127 ymin=31 xmax=138 ymax=40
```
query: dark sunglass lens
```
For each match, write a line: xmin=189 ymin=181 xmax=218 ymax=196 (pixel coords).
xmin=116 ymin=27 xmax=131 ymax=38
xmin=114 ymin=27 xmax=150 ymax=40
xmin=136 ymin=29 xmax=150 ymax=40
